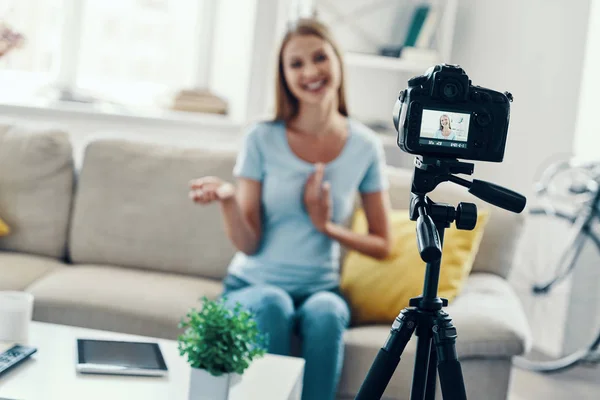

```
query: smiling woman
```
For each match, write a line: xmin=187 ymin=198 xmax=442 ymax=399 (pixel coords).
xmin=188 ymin=18 xmax=391 ymax=400
xmin=284 ymin=35 xmax=339 ymax=104
xmin=275 ymin=19 xmax=348 ymax=123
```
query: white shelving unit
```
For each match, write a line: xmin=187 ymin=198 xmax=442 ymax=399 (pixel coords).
xmin=300 ymin=0 xmax=458 ymax=74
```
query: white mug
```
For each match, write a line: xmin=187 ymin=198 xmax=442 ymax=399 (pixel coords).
xmin=0 ymin=291 xmax=34 ymax=345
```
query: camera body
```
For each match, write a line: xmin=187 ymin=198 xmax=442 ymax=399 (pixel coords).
xmin=393 ymin=64 xmax=512 ymax=162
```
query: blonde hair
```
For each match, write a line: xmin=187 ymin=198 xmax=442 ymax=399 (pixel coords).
xmin=274 ymin=18 xmax=348 ymax=122
xmin=439 ymin=114 xmax=452 ymax=130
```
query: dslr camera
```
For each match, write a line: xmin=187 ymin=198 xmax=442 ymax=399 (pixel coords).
xmin=393 ymin=64 xmax=513 ymax=162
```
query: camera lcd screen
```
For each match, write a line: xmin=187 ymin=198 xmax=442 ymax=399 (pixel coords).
xmin=419 ymin=109 xmax=470 ymax=149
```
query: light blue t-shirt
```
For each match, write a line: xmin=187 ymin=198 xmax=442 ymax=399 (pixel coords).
xmin=227 ymin=118 xmax=389 ymax=295
xmin=434 ymin=129 xmax=456 ymax=140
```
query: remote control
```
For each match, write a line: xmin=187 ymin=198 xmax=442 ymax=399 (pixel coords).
xmin=0 ymin=345 xmax=37 ymax=376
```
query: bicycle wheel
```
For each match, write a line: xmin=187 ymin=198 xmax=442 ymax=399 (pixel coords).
xmin=510 ymin=206 xmax=600 ymax=372
xmin=534 ymin=159 xmax=599 ymax=208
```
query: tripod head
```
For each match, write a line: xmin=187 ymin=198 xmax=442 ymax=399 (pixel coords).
xmin=410 ymin=156 xmax=527 ymax=263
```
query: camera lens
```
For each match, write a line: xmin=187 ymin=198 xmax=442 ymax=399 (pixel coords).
xmin=443 ymin=83 xmax=459 ymax=98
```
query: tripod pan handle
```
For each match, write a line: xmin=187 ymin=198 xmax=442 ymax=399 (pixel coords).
xmin=469 ymin=179 xmax=526 ymax=213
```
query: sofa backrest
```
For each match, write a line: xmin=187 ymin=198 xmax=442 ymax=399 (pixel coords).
xmin=68 ymin=139 xmax=238 ymax=280
xmin=69 ymin=137 xmax=523 ymax=281
xmin=0 ymin=124 xmax=75 ymax=259
xmin=385 ymin=166 xmax=524 ymax=279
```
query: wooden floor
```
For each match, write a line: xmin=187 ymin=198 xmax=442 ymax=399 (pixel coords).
xmin=508 ymin=362 xmax=600 ymax=400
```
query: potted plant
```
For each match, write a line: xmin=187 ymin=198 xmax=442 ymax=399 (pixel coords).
xmin=177 ymin=296 xmax=268 ymax=400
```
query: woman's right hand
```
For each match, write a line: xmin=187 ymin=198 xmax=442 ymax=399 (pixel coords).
xmin=189 ymin=176 xmax=236 ymax=204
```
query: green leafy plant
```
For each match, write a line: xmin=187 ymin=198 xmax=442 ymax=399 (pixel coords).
xmin=177 ymin=296 xmax=268 ymax=376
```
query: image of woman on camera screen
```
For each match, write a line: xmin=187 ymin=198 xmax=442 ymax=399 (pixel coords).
xmin=434 ymin=114 xmax=457 ymax=140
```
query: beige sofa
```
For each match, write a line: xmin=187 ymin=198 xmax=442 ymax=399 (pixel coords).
xmin=0 ymin=124 xmax=531 ymax=399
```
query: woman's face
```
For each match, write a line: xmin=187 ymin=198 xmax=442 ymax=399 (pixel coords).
xmin=440 ymin=115 xmax=450 ymax=127
xmin=282 ymin=34 xmax=341 ymax=107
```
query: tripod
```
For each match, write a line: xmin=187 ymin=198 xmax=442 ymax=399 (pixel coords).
xmin=356 ymin=156 xmax=527 ymax=400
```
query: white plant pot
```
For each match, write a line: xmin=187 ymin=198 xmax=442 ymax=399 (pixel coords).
xmin=188 ymin=367 xmax=242 ymax=400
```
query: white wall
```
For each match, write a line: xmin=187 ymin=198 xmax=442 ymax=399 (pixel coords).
xmin=450 ymin=0 xmax=590 ymax=199
xmin=450 ymin=0 xmax=592 ymax=357
xmin=573 ymin=0 xmax=600 ymax=161
xmin=565 ymin=0 xmax=600 ymax=357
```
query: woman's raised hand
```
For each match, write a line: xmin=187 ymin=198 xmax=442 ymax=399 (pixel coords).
xmin=303 ymin=163 xmax=332 ymax=233
xmin=189 ymin=176 xmax=236 ymax=204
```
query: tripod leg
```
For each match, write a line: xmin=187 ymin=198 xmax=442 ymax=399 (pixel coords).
xmin=355 ymin=309 xmax=418 ymax=400
xmin=433 ymin=311 xmax=467 ymax=400
xmin=424 ymin=342 xmax=438 ymax=400
xmin=410 ymin=321 xmax=433 ymax=400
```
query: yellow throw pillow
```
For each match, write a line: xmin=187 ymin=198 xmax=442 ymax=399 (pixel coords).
xmin=340 ymin=208 xmax=489 ymax=325
xmin=0 ymin=217 xmax=10 ymax=237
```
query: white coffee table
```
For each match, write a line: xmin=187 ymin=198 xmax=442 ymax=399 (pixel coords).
xmin=0 ymin=321 xmax=304 ymax=400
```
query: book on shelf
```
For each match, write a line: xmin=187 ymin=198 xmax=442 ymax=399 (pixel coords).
xmin=404 ymin=5 xmax=430 ymax=47
xmin=377 ymin=3 xmax=441 ymax=64
xmin=415 ymin=4 xmax=440 ymax=49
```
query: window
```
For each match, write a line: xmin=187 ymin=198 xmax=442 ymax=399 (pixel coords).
xmin=0 ymin=0 xmax=211 ymax=108
xmin=76 ymin=0 xmax=204 ymax=106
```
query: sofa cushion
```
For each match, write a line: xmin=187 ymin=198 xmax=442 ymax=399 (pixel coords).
xmin=68 ymin=139 xmax=238 ymax=280
xmin=341 ymin=208 xmax=489 ymax=324
xmin=0 ymin=124 xmax=75 ymax=259
xmin=0 ymin=216 xmax=9 ymax=236
xmin=0 ymin=252 xmax=67 ymax=290
xmin=384 ymin=166 xmax=524 ymax=279
xmin=27 ymin=264 xmax=224 ymax=340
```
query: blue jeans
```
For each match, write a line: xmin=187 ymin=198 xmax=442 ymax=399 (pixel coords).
xmin=221 ymin=274 xmax=350 ymax=400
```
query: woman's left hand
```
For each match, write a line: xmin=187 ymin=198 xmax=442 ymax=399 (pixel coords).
xmin=303 ymin=163 xmax=332 ymax=233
